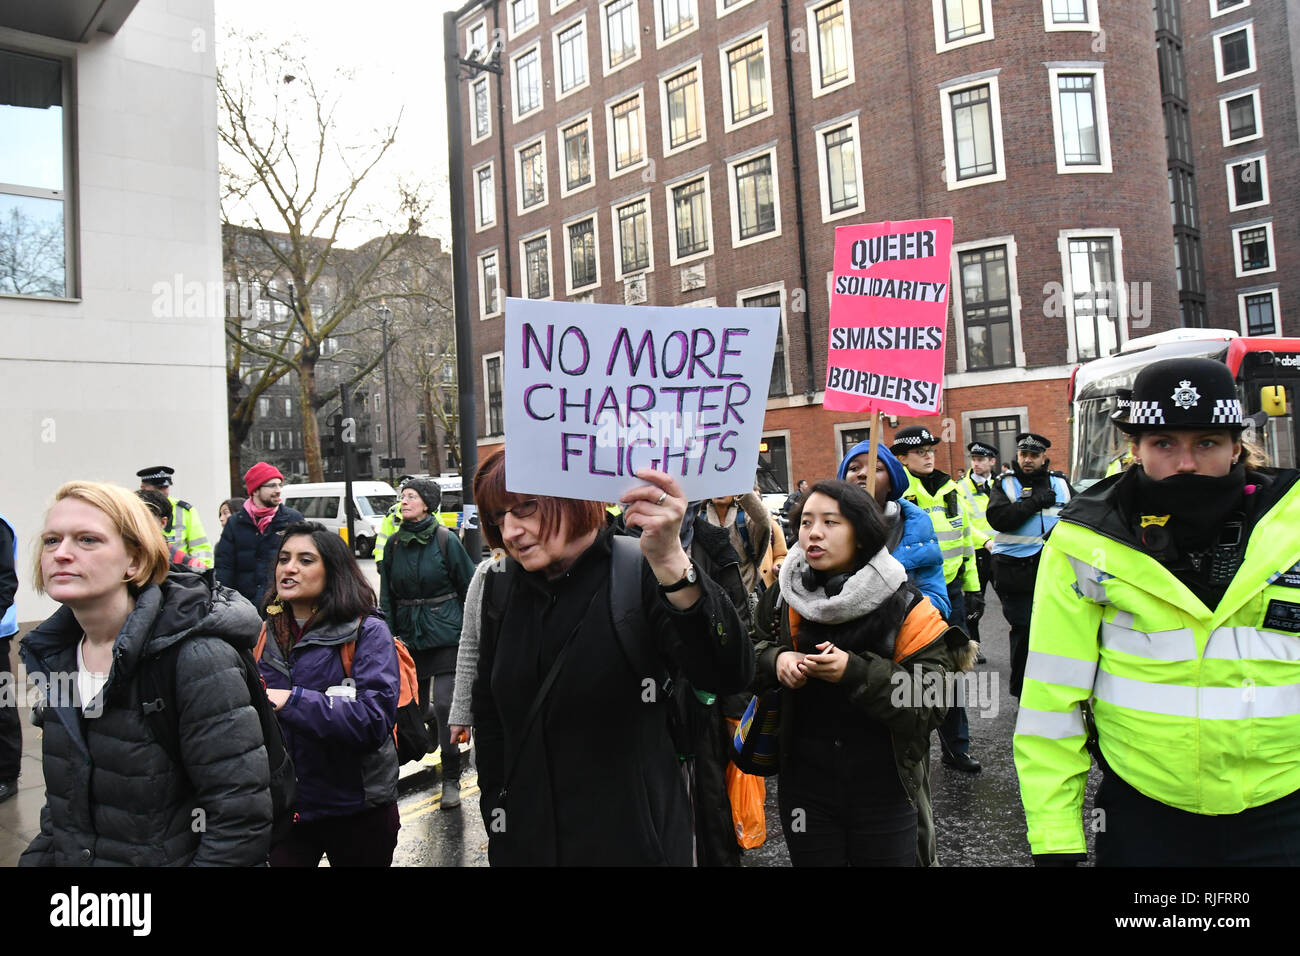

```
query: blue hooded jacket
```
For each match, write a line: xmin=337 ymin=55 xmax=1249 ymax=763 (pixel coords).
xmin=836 ymin=440 xmax=951 ymax=618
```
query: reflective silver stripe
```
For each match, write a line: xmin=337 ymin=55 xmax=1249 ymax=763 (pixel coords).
xmin=1066 ymin=555 xmax=1110 ymax=603
xmin=188 ymin=536 xmax=209 ymax=548
xmin=1100 ymin=620 xmax=1197 ymax=661
xmin=1025 ymin=651 xmax=1097 ymax=690
xmin=934 ymin=529 xmax=963 ymax=541
xmin=1111 ymin=609 xmax=1135 ymax=629
xmin=1094 ymin=669 xmax=1300 ymax=719
xmin=1205 ymin=626 xmax=1300 ymax=662
xmin=1015 ymin=705 xmax=1087 ymax=739
xmin=997 ymin=533 xmax=1045 ymax=545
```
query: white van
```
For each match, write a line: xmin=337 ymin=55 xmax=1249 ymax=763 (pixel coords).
xmin=280 ymin=480 xmax=398 ymax=558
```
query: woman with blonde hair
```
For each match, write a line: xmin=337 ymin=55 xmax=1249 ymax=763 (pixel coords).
xmin=19 ymin=481 xmax=272 ymax=866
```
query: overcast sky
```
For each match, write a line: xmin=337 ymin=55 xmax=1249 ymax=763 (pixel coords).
xmin=215 ymin=0 xmax=469 ymax=246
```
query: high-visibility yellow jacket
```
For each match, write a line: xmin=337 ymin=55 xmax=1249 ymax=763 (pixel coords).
xmin=168 ymin=499 xmax=212 ymax=569
xmin=1015 ymin=469 xmax=1300 ymax=856
xmin=956 ymin=473 xmax=994 ymax=550
xmin=373 ymin=504 xmax=402 ymax=563
xmin=902 ymin=471 xmax=979 ymax=592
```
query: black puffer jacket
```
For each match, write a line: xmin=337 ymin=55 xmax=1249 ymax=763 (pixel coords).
xmin=18 ymin=570 xmax=272 ymax=866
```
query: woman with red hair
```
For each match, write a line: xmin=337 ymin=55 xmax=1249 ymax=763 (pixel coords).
xmin=464 ymin=448 xmax=752 ymax=865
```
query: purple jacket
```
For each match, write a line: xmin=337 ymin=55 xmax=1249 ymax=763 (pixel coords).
xmin=257 ymin=612 xmax=400 ymax=822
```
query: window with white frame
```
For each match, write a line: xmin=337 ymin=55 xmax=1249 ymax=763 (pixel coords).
xmin=815 ymin=118 xmax=864 ymax=221
xmin=614 ymin=197 xmax=652 ymax=277
xmin=474 ymin=162 xmax=496 ymax=229
xmin=718 ymin=0 xmax=755 ymax=13
xmin=608 ymin=93 xmax=645 ymax=174
xmin=940 ymin=76 xmax=1006 ymax=189
xmin=1219 ymin=89 xmax=1262 ymax=145
xmin=560 ymin=116 xmax=593 ymax=194
xmin=1233 ymin=222 xmax=1274 ymax=277
xmin=0 ymin=48 xmax=73 ymax=298
xmin=566 ymin=217 xmax=599 ymax=292
xmin=729 ymin=149 xmax=780 ymax=246
xmin=478 ymin=250 xmax=501 ymax=317
xmin=1214 ymin=24 xmax=1256 ymax=81
xmin=1049 ymin=68 xmax=1111 ymax=173
xmin=484 ymin=353 xmax=504 ymax=435
xmin=668 ymin=175 xmax=711 ymax=262
xmin=1066 ymin=235 xmax=1121 ymax=361
xmin=933 ymin=0 xmax=993 ymax=50
xmin=467 ymin=19 xmax=488 ymax=55
xmin=662 ymin=64 xmax=704 ymax=153
xmin=957 ymin=244 xmax=1015 ymax=370
xmin=1043 ymin=0 xmax=1097 ymax=30
xmin=1211 ymin=0 xmax=1249 ymax=16
xmin=723 ymin=33 xmax=771 ymax=128
xmin=512 ymin=45 xmax=543 ymax=120
xmin=517 ymin=138 xmax=547 ymax=212
xmin=510 ymin=0 xmax=539 ymax=36
xmin=470 ymin=76 xmax=491 ymax=143
xmin=522 ymin=232 xmax=553 ymax=298
xmin=1239 ymin=288 xmax=1278 ymax=336
xmin=740 ymin=287 xmax=787 ymax=396
xmin=1226 ymin=155 xmax=1268 ymax=212
xmin=555 ymin=18 xmax=589 ymax=97
xmin=809 ymin=1 xmax=853 ymax=95
xmin=602 ymin=0 xmax=640 ymax=72
xmin=658 ymin=0 xmax=697 ymax=44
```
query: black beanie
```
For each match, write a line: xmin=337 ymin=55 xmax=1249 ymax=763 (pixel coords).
xmin=404 ymin=478 xmax=442 ymax=514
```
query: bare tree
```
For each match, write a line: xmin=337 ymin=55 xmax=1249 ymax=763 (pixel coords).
xmin=218 ymin=34 xmax=430 ymax=486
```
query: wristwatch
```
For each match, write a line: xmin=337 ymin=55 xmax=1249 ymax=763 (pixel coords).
xmin=659 ymin=562 xmax=699 ymax=593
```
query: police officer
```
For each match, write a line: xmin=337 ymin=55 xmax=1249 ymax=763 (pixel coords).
xmin=373 ymin=475 xmax=415 ymax=567
xmin=136 ymin=466 xmax=213 ymax=569
xmin=892 ymin=426 xmax=982 ymax=773
xmin=957 ymin=442 xmax=998 ymax=662
xmin=985 ymin=434 xmax=1073 ymax=698
xmin=1015 ymin=357 xmax=1300 ymax=865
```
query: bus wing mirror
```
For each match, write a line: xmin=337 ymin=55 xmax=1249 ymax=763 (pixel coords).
xmin=1261 ymin=385 xmax=1287 ymax=417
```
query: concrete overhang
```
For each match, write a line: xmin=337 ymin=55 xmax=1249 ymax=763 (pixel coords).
xmin=0 ymin=0 xmax=139 ymax=43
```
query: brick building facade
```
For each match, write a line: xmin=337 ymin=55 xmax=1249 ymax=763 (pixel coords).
xmin=454 ymin=0 xmax=1297 ymax=491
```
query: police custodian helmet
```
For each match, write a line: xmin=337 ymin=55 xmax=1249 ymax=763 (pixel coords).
xmin=1112 ymin=357 xmax=1245 ymax=434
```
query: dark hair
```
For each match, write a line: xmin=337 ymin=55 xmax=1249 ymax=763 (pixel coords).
xmin=263 ymin=521 xmax=378 ymax=624
xmin=135 ymin=488 xmax=172 ymax=522
xmin=473 ymin=447 xmax=605 ymax=552
xmin=790 ymin=479 xmax=889 ymax=570
xmin=220 ymin=497 xmax=246 ymax=517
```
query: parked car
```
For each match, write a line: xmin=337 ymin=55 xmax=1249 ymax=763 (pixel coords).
xmin=279 ymin=480 xmax=398 ymax=558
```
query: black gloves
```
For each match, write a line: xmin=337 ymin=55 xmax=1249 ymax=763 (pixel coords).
xmin=965 ymin=591 xmax=985 ymax=624
xmin=1031 ymin=485 xmax=1059 ymax=509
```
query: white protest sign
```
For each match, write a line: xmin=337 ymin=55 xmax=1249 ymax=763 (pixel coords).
xmin=504 ymin=297 xmax=779 ymax=502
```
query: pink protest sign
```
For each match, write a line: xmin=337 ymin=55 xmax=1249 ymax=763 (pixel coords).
xmin=824 ymin=218 xmax=953 ymax=416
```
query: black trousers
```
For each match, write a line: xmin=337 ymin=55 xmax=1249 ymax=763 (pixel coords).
xmin=410 ymin=645 xmax=461 ymax=777
xmin=0 ymin=638 xmax=21 ymax=781
xmin=937 ymin=584 xmax=970 ymax=756
xmin=1096 ymin=769 xmax=1300 ymax=866
xmin=995 ymin=589 xmax=1033 ymax=698
xmin=967 ymin=550 xmax=991 ymax=644
xmin=778 ymin=753 xmax=916 ymax=867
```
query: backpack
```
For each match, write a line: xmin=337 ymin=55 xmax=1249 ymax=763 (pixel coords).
xmin=252 ymin=619 xmax=433 ymax=766
xmin=138 ymin=634 xmax=298 ymax=848
xmin=338 ymin=630 xmax=432 ymax=765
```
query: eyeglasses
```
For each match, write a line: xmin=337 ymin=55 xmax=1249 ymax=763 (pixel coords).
xmin=261 ymin=481 xmax=283 ymax=490
xmin=483 ymin=499 xmax=539 ymax=528
xmin=400 ymin=492 xmax=424 ymax=502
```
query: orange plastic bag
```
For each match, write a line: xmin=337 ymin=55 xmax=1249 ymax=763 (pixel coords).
xmin=725 ymin=718 xmax=767 ymax=850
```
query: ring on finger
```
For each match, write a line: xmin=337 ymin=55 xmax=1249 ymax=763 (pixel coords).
xmin=656 ymin=491 xmax=667 ymax=506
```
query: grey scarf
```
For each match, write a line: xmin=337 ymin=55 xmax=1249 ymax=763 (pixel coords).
xmin=778 ymin=542 xmax=907 ymax=625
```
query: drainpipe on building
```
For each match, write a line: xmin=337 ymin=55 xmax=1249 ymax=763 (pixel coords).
xmin=780 ymin=0 xmax=817 ymax=401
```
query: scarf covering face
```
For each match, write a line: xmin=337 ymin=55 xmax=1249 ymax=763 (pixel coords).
xmin=778 ymin=542 xmax=908 ymax=625
xmin=244 ymin=497 xmax=278 ymax=534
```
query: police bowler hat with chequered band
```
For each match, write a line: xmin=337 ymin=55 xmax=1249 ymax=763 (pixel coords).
xmin=1112 ymin=357 xmax=1245 ymax=435
xmin=890 ymin=426 xmax=940 ymax=455
xmin=967 ymin=442 xmax=998 ymax=458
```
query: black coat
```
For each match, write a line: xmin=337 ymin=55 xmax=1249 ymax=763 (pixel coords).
xmin=19 ymin=571 xmax=272 ymax=866
xmin=472 ymin=529 xmax=753 ymax=866
xmin=214 ymin=504 xmax=304 ymax=606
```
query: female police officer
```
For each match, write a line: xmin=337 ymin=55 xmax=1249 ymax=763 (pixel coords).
xmin=1015 ymin=357 xmax=1300 ymax=865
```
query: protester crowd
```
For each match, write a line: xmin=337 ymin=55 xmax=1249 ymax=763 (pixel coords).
xmin=4 ymin=353 xmax=1299 ymax=866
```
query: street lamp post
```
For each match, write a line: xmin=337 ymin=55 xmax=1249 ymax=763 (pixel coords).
xmin=379 ymin=298 xmax=396 ymax=486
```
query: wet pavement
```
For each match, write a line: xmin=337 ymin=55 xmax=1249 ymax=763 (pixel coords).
xmin=1 ymin=561 xmax=1100 ymax=867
